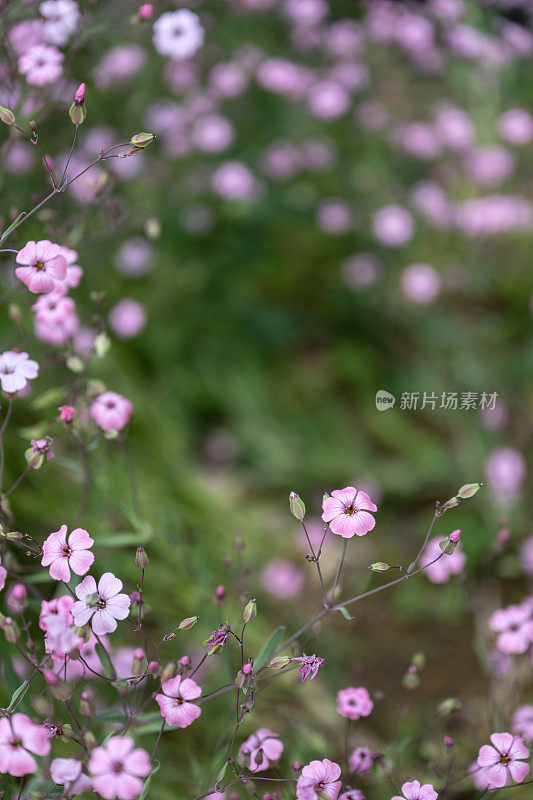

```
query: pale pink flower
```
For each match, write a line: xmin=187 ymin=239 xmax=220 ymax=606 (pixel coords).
xmin=339 ymin=792 xmax=365 ymax=800
xmin=40 ymin=595 xmax=82 ymax=660
xmin=477 ymin=732 xmax=530 ymax=788
xmin=400 ymin=264 xmax=441 ymax=305
xmin=499 ymin=109 xmax=533 ymax=146
xmin=337 ymin=687 xmax=373 ymax=720
xmin=41 ymin=524 xmax=94 ymax=582
xmin=56 ymin=246 xmax=83 ymax=289
xmin=155 ymin=675 xmax=202 ymax=728
xmin=152 ymin=10 xmax=204 ymax=60
xmin=212 ymin=161 xmax=258 ymax=201
xmin=322 ymin=487 xmax=377 ymax=538
xmin=348 ymin=747 xmax=373 ymax=775
xmin=40 ymin=0 xmax=80 ymax=46
xmin=18 ymin=44 xmax=63 ymax=85
xmin=372 ymin=205 xmax=414 ymax=248
xmin=88 ymin=736 xmax=151 ymax=800
xmin=0 ymin=714 xmax=50 ymax=776
xmin=72 ymin=573 xmax=131 ymax=635
xmin=0 ymin=350 xmax=39 ymax=394
xmin=238 ymin=728 xmax=284 ymax=772
xmin=489 ymin=600 xmax=533 ymax=655
xmin=296 ymin=758 xmax=342 ymax=800
xmin=50 ymin=757 xmax=92 ymax=795
xmin=15 ymin=240 xmax=67 ymax=293
xmin=261 ymin=559 xmax=305 ymax=599
xmin=32 ymin=291 xmax=75 ymax=325
xmin=392 ymin=780 xmax=438 ymax=800
xmin=485 ymin=447 xmax=527 ymax=504
xmin=420 ymin=538 xmax=466 ymax=584
xmin=90 ymin=391 xmax=133 ymax=432
xmin=0 ymin=558 xmax=6 ymax=592
xmin=513 ymin=705 xmax=533 ymax=740
xmin=108 ymin=299 xmax=147 ymax=339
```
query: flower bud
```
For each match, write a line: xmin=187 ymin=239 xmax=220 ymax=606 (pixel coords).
xmin=59 ymin=723 xmax=73 ymax=743
xmin=7 ymin=584 xmax=27 ymax=614
xmin=292 ymin=762 xmax=302 ymax=772
xmin=148 ymin=661 xmax=160 ymax=675
xmin=458 ymin=482 xmax=482 ymax=499
xmin=4 ymin=530 xmax=22 ymax=541
xmin=69 ymin=84 xmax=86 ymax=125
xmin=8 ymin=303 xmax=22 ymax=324
xmin=85 ymin=731 xmax=97 ymax=749
xmin=369 ymin=562 xmax=389 ymax=572
xmin=52 ymin=682 xmax=72 ymax=702
xmin=289 ymin=491 xmax=306 ymax=520
xmin=444 ymin=736 xmax=454 ymax=748
xmin=449 ymin=529 xmax=461 ymax=543
xmin=138 ymin=3 xmax=154 ymax=20
xmin=242 ymin=660 xmax=253 ymax=675
xmin=179 ymin=615 xmax=199 ymax=630
xmin=135 ymin=546 xmax=149 ymax=569
xmin=131 ymin=649 xmax=145 ymax=677
xmin=215 ymin=584 xmax=226 ymax=601
xmin=161 ymin=661 xmax=177 ymax=683
xmin=269 ymin=657 xmax=291 ymax=670
xmin=80 ymin=689 xmax=95 ymax=716
xmin=438 ymin=697 xmax=461 ymax=716
xmin=412 ymin=652 xmax=426 ymax=669
xmin=94 ymin=332 xmax=110 ymax=359
xmin=130 ymin=132 xmax=155 ymax=148
xmin=3 ymin=617 xmax=19 ymax=643
xmin=243 ymin=598 xmax=256 ymax=622
xmin=439 ymin=536 xmax=457 ymax=555
xmin=0 ymin=106 xmax=15 ymax=125
xmin=442 ymin=496 xmax=460 ymax=510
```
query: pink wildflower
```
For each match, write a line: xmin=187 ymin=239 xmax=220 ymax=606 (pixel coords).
xmin=15 ymin=240 xmax=67 ymax=293
xmin=18 ymin=44 xmax=63 ymax=85
xmin=155 ymin=674 xmax=202 ymax=728
xmin=340 ymin=792 xmax=365 ymax=800
xmin=88 ymin=736 xmax=151 ymax=800
xmin=392 ymin=780 xmax=438 ymax=800
xmin=90 ymin=391 xmax=133 ymax=432
xmin=58 ymin=405 xmax=75 ymax=422
xmin=322 ymin=487 xmax=377 ymax=538
xmin=72 ymin=573 xmax=131 ymax=635
xmin=238 ymin=729 xmax=284 ymax=772
xmin=348 ymin=747 xmax=373 ymax=775
xmin=292 ymin=655 xmax=325 ymax=681
xmin=0 ymin=350 xmax=39 ymax=394
xmin=477 ymin=732 xmax=530 ymax=788
xmin=296 ymin=759 xmax=342 ymax=800
xmin=512 ymin=705 xmax=533 ymax=740
xmin=41 ymin=524 xmax=94 ymax=582
xmin=50 ymin=757 xmax=92 ymax=795
xmin=0 ymin=714 xmax=50 ymax=776
xmin=337 ymin=687 xmax=374 ymax=720
xmin=489 ymin=600 xmax=533 ymax=654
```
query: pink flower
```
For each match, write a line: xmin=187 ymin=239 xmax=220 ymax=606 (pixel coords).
xmin=18 ymin=44 xmax=64 ymax=85
xmin=58 ymin=405 xmax=75 ymax=422
xmin=0 ymin=714 xmax=50 ymax=776
xmin=292 ymin=655 xmax=325 ymax=681
xmin=348 ymin=747 xmax=373 ymax=775
xmin=152 ymin=10 xmax=204 ymax=59
xmin=0 ymin=350 xmax=39 ymax=394
xmin=322 ymin=487 xmax=377 ymax=538
xmin=0 ymin=559 xmax=6 ymax=592
xmin=50 ymin=757 xmax=92 ymax=795
xmin=56 ymin=246 xmax=83 ymax=289
xmin=337 ymin=687 xmax=373 ymax=720
xmin=155 ymin=674 xmax=202 ymax=728
xmin=88 ymin=736 xmax=151 ymax=800
xmin=108 ymin=299 xmax=147 ymax=339
xmin=238 ymin=728 xmax=284 ymax=772
xmin=91 ymin=391 xmax=133 ymax=432
xmin=41 ymin=524 xmax=94 ymax=582
xmin=420 ymin=538 xmax=466 ymax=584
xmin=261 ymin=559 xmax=305 ymax=599
xmin=392 ymin=780 xmax=438 ymax=800
xmin=372 ymin=205 xmax=414 ymax=247
xmin=15 ymin=240 xmax=67 ymax=293
xmin=513 ymin=705 xmax=533 ymax=740
xmin=32 ymin=291 xmax=75 ymax=324
xmin=72 ymin=573 xmax=131 ymax=635
xmin=296 ymin=759 xmax=342 ymax=800
xmin=477 ymin=732 xmax=530 ymax=789
xmin=489 ymin=600 xmax=533 ymax=655
xmin=340 ymin=792 xmax=365 ymax=800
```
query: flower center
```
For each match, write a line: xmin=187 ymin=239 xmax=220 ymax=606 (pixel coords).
xmin=62 ymin=545 xmax=72 ymax=558
xmin=35 ymin=260 xmax=45 ymax=271
xmin=11 ymin=739 xmax=22 ymax=749
xmin=345 ymin=504 xmax=355 ymax=515
xmin=499 ymin=753 xmax=511 ymax=765
xmin=112 ymin=761 xmax=124 ymax=774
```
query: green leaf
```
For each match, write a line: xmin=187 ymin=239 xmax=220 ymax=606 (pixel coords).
xmin=7 ymin=680 xmax=30 ymax=711
xmin=336 ymin=606 xmax=354 ymax=621
xmin=138 ymin=759 xmax=160 ymax=799
xmin=215 ymin=761 xmax=227 ymax=785
xmin=94 ymin=709 xmax=127 ymax=724
xmin=95 ymin=643 xmax=115 ymax=678
xmin=32 ymin=387 xmax=65 ymax=410
xmin=0 ymin=212 xmax=26 ymax=244
xmin=254 ymin=625 xmax=286 ymax=669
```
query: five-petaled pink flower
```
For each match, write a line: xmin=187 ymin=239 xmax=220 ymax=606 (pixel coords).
xmin=391 ymin=780 xmax=438 ymax=800
xmin=41 ymin=524 xmax=94 ymax=582
xmin=476 ymin=732 xmax=530 ymax=789
xmin=88 ymin=736 xmax=151 ymax=800
xmin=296 ymin=758 xmax=342 ymax=800
xmin=489 ymin=600 xmax=533 ymax=654
xmin=15 ymin=240 xmax=67 ymax=293
xmin=50 ymin=757 xmax=92 ymax=795
xmin=72 ymin=573 xmax=131 ymax=635
xmin=155 ymin=675 xmax=202 ymax=728
xmin=0 ymin=714 xmax=50 ymax=776
xmin=90 ymin=391 xmax=133 ymax=432
xmin=337 ymin=687 xmax=374 ymax=720
xmin=322 ymin=487 xmax=377 ymax=538
xmin=238 ymin=728 xmax=284 ymax=772
xmin=0 ymin=350 xmax=39 ymax=394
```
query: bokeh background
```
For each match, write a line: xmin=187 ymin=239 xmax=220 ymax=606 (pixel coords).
xmin=1 ymin=0 xmax=532 ymax=797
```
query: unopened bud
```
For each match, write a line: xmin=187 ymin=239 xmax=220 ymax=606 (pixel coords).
xmin=94 ymin=332 xmax=110 ymax=359
xmin=130 ymin=132 xmax=155 ymax=148
xmin=7 ymin=584 xmax=27 ymax=614
xmin=444 ymin=736 xmax=454 ymax=748
xmin=59 ymin=723 xmax=73 ymax=743
xmin=0 ymin=105 xmax=15 ymax=125
xmin=161 ymin=661 xmax=177 ymax=683
xmin=138 ymin=3 xmax=154 ymax=20
xmin=52 ymin=682 xmax=72 ymax=702
xmin=131 ymin=648 xmax=145 ymax=677
xmin=215 ymin=584 xmax=225 ymax=601
xmin=449 ymin=529 xmax=461 ymax=543
xmin=80 ymin=690 xmax=95 ymax=716
xmin=369 ymin=562 xmax=389 ymax=572
xmin=439 ymin=536 xmax=457 ymax=555
xmin=242 ymin=661 xmax=253 ymax=675
xmin=30 ymin=119 xmax=37 ymax=134
xmin=458 ymin=482 xmax=482 ymax=499
xmin=438 ymin=697 xmax=461 ymax=716
xmin=69 ymin=103 xmax=86 ymax=125
xmin=243 ymin=598 xmax=256 ymax=622
xmin=8 ymin=303 xmax=22 ymax=324
xmin=135 ymin=546 xmax=149 ymax=569
xmin=85 ymin=731 xmax=97 ymax=749
xmin=74 ymin=82 xmax=85 ymax=105
xmin=292 ymin=762 xmax=302 ymax=772
xmin=4 ymin=530 xmax=23 ymax=541
xmin=269 ymin=657 xmax=291 ymax=670
xmin=442 ymin=496 xmax=460 ymax=511
xmin=289 ymin=491 xmax=306 ymax=520
xmin=179 ymin=616 xmax=199 ymax=631
xmin=3 ymin=617 xmax=19 ymax=643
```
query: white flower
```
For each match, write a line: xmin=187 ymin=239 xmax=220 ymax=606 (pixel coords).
xmin=0 ymin=351 xmax=39 ymax=394
xmin=152 ymin=10 xmax=204 ymax=60
xmin=40 ymin=0 xmax=80 ymax=46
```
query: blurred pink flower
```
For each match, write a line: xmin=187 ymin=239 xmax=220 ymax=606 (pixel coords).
xmin=72 ymin=573 xmax=131 ymax=635
xmin=308 ymin=80 xmax=350 ymax=119
xmin=348 ymin=747 xmax=373 ymax=775
xmin=58 ymin=405 xmax=75 ymax=422
xmin=156 ymin=675 xmax=202 ymax=728
xmin=392 ymin=780 xmax=438 ymax=800
xmin=261 ymin=559 xmax=305 ymax=599
xmin=96 ymin=44 xmax=146 ymax=89
xmin=336 ymin=687 xmax=373 ymax=720
xmin=40 ymin=0 xmax=79 ymax=46
xmin=485 ymin=447 xmax=526 ymax=503
xmin=343 ymin=253 xmax=380 ymax=291
xmin=498 ymin=109 xmax=533 ymax=145
xmin=90 ymin=391 xmax=133 ymax=432
xmin=0 ymin=714 xmax=50 ymax=776
xmin=238 ymin=728 xmax=283 ymax=772
xmin=489 ymin=600 xmax=533 ymax=655
xmin=18 ymin=43 xmax=63 ymax=85
xmin=520 ymin=537 xmax=533 ymax=577
xmin=477 ymin=733 xmax=529 ymax=789
xmin=41 ymin=525 xmax=94 ymax=582
xmin=212 ymin=161 xmax=258 ymax=200
xmin=15 ymin=240 xmax=67 ymax=294
xmin=108 ymin=299 xmax=147 ymax=339
xmin=420 ymin=538 xmax=466 ymax=584
xmin=512 ymin=705 xmax=533 ymax=740
xmin=400 ymin=264 xmax=441 ymax=305
xmin=372 ymin=205 xmax=414 ymax=247
xmin=322 ymin=487 xmax=377 ymax=538
xmin=88 ymin=736 xmax=151 ymax=800
xmin=50 ymin=757 xmax=92 ymax=795
xmin=152 ymin=10 xmax=204 ymax=60
xmin=296 ymin=759 xmax=342 ymax=800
